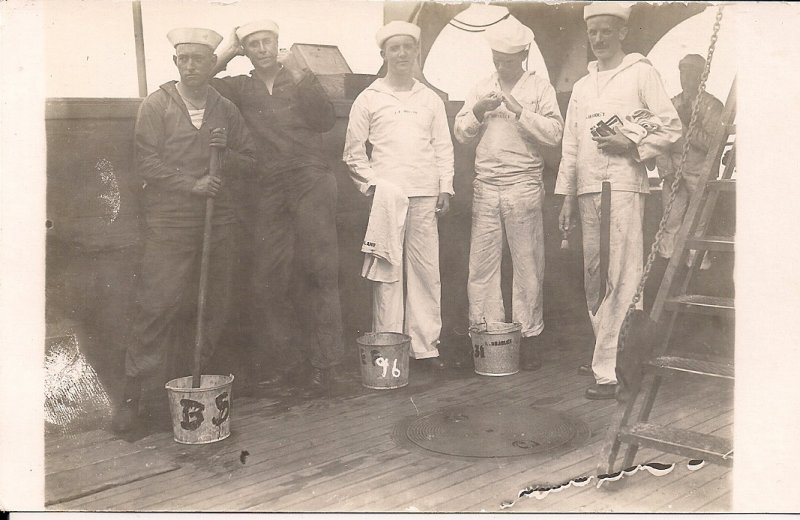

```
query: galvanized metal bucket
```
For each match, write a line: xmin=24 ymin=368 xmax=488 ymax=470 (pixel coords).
xmin=469 ymin=322 xmax=522 ymax=376
xmin=357 ymin=332 xmax=411 ymax=389
xmin=165 ymin=374 xmax=233 ymax=444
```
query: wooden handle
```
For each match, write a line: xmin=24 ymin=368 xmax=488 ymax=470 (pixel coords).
xmin=592 ymin=181 xmax=611 ymax=316
xmin=193 ymin=147 xmax=222 ymax=388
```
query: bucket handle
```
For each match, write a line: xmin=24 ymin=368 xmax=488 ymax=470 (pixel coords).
xmin=468 ymin=317 xmax=489 ymax=337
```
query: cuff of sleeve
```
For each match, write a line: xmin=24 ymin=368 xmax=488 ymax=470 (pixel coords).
xmin=294 ymin=70 xmax=315 ymax=87
xmin=518 ymin=107 xmax=541 ymax=126
xmin=553 ymin=181 xmax=576 ymax=197
xmin=359 ymin=182 xmax=374 ymax=196
xmin=463 ymin=109 xmax=482 ymax=136
xmin=439 ymin=178 xmax=455 ymax=196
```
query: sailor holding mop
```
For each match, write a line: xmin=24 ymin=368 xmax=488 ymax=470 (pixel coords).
xmin=113 ymin=27 xmax=256 ymax=432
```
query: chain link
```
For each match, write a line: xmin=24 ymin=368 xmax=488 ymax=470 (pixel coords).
xmin=617 ymin=5 xmax=725 ymax=353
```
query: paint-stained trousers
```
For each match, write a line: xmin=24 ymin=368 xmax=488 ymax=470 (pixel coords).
xmin=468 ymin=180 xmax=545 ymax=338
xmin=373 ymin=196 xmax=442 ymax=359
xmin=125 ymin=223 xmax=236 ymax=378
xmin=248 ymin=166 xmax=345 ymax=370
xmin=579 ymin=192 xmax=644 ymax=385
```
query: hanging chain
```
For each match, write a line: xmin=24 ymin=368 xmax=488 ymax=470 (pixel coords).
xmin=617 ymin=5 xmax=724 ymax=352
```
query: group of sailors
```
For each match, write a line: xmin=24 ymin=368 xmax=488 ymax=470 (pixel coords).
xmin=111 ymin=2 xmax=722 ymax=432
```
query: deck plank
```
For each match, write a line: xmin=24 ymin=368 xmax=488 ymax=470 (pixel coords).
xmin=457 ymin=387 xmax=732 ymax=512
xmin=525 ymin=408 xmax=733 ymax=512
xmin=47 ymin=343 xmax=734 ymax=513
xmin=46 ymin=447 xmax=179 ymax=506
xmin=118 ymin=352 xmax=587 ymax=510
xmin=423 ymin=380 xmax=728 ymax=511
xmin=304 ymin=364 xmax=604 ymax=506
xmin=46 ymin=429 xmax=116 ymax=458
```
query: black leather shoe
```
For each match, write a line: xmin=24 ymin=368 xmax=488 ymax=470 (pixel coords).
xmin=577 ymin=364 xmax=593 ymax=377
xmin=111 ymin=377 xmax=141 ymax=433
xmin=111 ymin=397 xmax=139 ymax=433
xmin=521 ymin=335 xmax=543 ymax=371
xmin=585 ymin=383 xmax=618 ymax=400
xmin=416 ymin=357 xmax=447 ymax=370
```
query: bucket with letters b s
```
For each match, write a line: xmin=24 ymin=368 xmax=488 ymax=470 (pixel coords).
xmin=165 ymin=374 xmax=233 ymax=444
xmin=357 ymin=332 xmax=410 ymax=389
xmin=469 ymin=322 xmax=521 ymax=376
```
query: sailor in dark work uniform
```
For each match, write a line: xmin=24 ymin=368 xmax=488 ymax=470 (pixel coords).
xmin=113 ymin=27 xmax=256 ymax=432
xmin=210 ymin=20 xmax=346 ymax=393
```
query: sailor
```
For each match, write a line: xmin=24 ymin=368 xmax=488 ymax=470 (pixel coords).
xmin=211 ymin=20 xmax=346 ymax=393
xmin=113 ymin=27 xmax=256 ymax=431
xmin=343 ymin=21 xmax=455 ymax=370
xmin=554 ymin=3 xmax=682 ymax=399
xmin=454 ymin=16 xmax=564 ymax=371
xmin=646 ymin=54 xmax=725 ymax=308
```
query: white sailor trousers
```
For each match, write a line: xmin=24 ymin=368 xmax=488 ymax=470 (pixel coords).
xmin=579 ymin=191 xmax=645 ymax=385
xmin=372 ymin=196 xmax=442 ymax=359
xmin=468 ymin=180 xmax=545 ymax=338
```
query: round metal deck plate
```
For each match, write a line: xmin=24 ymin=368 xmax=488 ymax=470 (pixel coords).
xmin=406 ymin=406 xmax=587 ymax=458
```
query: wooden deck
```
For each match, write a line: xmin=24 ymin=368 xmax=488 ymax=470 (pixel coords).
xmin=45 ymin=333 xmax=733 ymax=513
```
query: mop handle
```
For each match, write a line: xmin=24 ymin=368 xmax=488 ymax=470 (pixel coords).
xmin=193 ymin=146 xmax=222 ymax=388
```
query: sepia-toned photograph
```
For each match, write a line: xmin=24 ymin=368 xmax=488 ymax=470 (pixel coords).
xmin=2 ymin=0 xmax=800 ymax=514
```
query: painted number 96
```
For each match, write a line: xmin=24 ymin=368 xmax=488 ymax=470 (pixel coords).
xmin=375 ymin=357 xmax=401 ymax=378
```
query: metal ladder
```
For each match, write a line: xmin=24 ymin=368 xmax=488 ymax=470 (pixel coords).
xmin=599 ymin=80 xmax=737 ymax=474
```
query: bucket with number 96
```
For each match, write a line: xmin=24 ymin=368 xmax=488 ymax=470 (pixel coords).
xmin=356 ymin=332 xmax=410 ymax=389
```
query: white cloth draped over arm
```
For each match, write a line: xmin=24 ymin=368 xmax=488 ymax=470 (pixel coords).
xmin=361 ymin=181 xmax=409 ymax=283
xmin=634 ymin=67 xmax=683 ymax=163
xmin=343 ymin=96 xmax=376 ymax=195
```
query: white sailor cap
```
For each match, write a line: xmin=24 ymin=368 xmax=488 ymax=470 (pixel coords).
xmin=583 ymin=2 xmax=632 ymax=22
xmin=483 ymin=16 xmax=533 ymax=54
xmin=167 ymin=28 xmax=223 ymax=50
xmin=236 ymin=19 xmax=280 ymax=42
xmin=376 ymin=21 xmax=421 ymax=48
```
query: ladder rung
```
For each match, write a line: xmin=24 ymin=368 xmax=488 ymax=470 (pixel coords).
xmin=688 ymin=235 xmax=735 ymax=252
xmin=664 ymin=295 xmax=735 ymax=316
xmin=619 ymin=423 xmax=733 ymax=466
xmin=707 ymin=179 xmax=736 ymax=192
xmin=645 ymin=356 xmax=734 ymax=380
